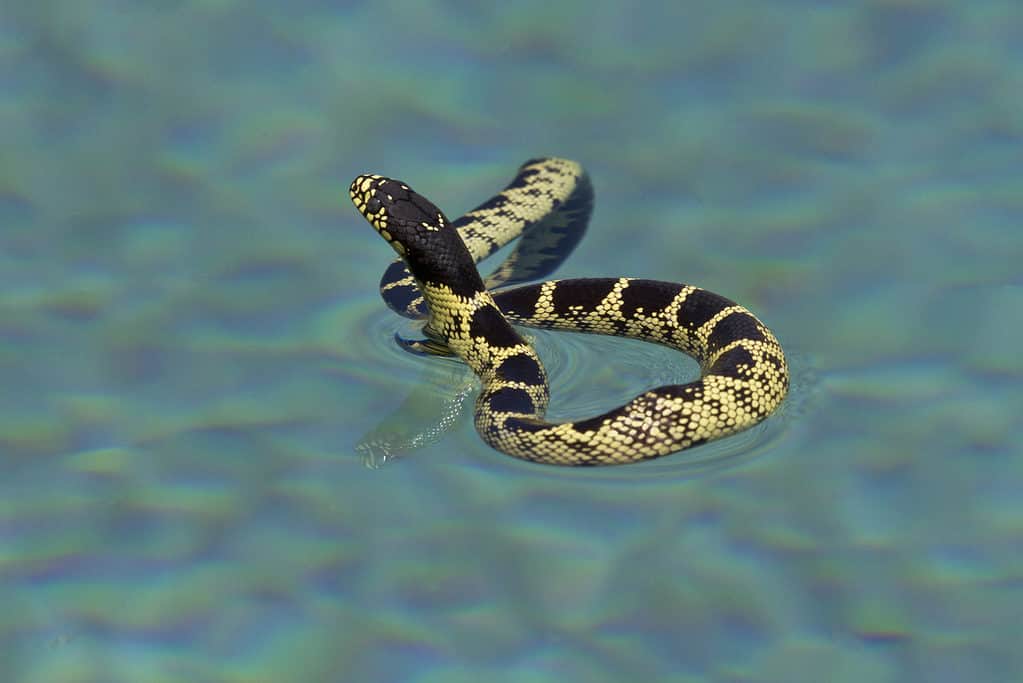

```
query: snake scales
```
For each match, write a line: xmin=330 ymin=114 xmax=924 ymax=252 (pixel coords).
xmin=350 ymin=158 xmax=788 ymax=465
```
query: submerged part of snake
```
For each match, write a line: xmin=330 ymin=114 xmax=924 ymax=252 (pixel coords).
xmin=349 ymin=158 xmax=788 ymax=466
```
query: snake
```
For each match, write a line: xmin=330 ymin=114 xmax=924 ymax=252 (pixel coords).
xmin=349 ymin=158 xmax=788 ymax=466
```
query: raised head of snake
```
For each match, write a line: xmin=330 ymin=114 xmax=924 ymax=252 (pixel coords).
xmin=349 ymin=174 xmax=485 ymax=297
xmin=350 ymin=170 xmax=546 ymax=424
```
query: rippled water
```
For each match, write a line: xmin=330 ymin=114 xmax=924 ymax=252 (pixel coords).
xmin=3 ymin=1 xmax=1022 ymax=681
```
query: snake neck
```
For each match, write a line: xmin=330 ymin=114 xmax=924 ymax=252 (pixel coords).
xmin=420 ymin=282 xmax=541 ymax=379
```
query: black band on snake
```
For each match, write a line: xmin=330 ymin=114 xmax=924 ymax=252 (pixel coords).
xmin=349 ymin=158 xmax=788 ymax=466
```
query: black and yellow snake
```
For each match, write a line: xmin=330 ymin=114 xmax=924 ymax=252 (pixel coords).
xmin=350 ymin=158 xmax=788 ymax=465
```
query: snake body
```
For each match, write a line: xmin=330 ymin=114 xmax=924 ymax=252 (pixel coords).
xmin=350 ymin=158 xmax=788 ymax=466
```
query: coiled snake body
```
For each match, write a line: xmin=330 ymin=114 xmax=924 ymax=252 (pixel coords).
xmin=350 ymin=158 xmax=788 ymax=466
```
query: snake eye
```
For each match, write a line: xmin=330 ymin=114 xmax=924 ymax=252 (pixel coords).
xmin=365 ymin=196 xmax=383 ymax=214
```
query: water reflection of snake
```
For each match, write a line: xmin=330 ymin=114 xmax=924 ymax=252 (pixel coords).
xmin=350 ymin=158 xmax=788 ymax=465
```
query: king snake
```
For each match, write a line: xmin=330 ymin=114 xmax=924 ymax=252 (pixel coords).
xmin=349 ymin=158 xmax=788 ymax=466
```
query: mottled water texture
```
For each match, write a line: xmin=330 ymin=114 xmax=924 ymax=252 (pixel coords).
xmin=2 ymin=1 xmax=1022 ymax=681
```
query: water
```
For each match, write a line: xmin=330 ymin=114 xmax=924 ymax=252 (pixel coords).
xmin=2 ymin=1 xmax=1021 ymax=681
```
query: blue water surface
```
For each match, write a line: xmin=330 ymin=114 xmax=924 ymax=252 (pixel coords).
xmin=2 ymin=1 xmax=1021 ymax=681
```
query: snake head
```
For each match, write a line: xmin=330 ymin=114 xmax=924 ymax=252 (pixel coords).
xmin=349 ymin=174 xmax=485 ymax=293
xmin=349 ymin=175 xmax=444 ymax=248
